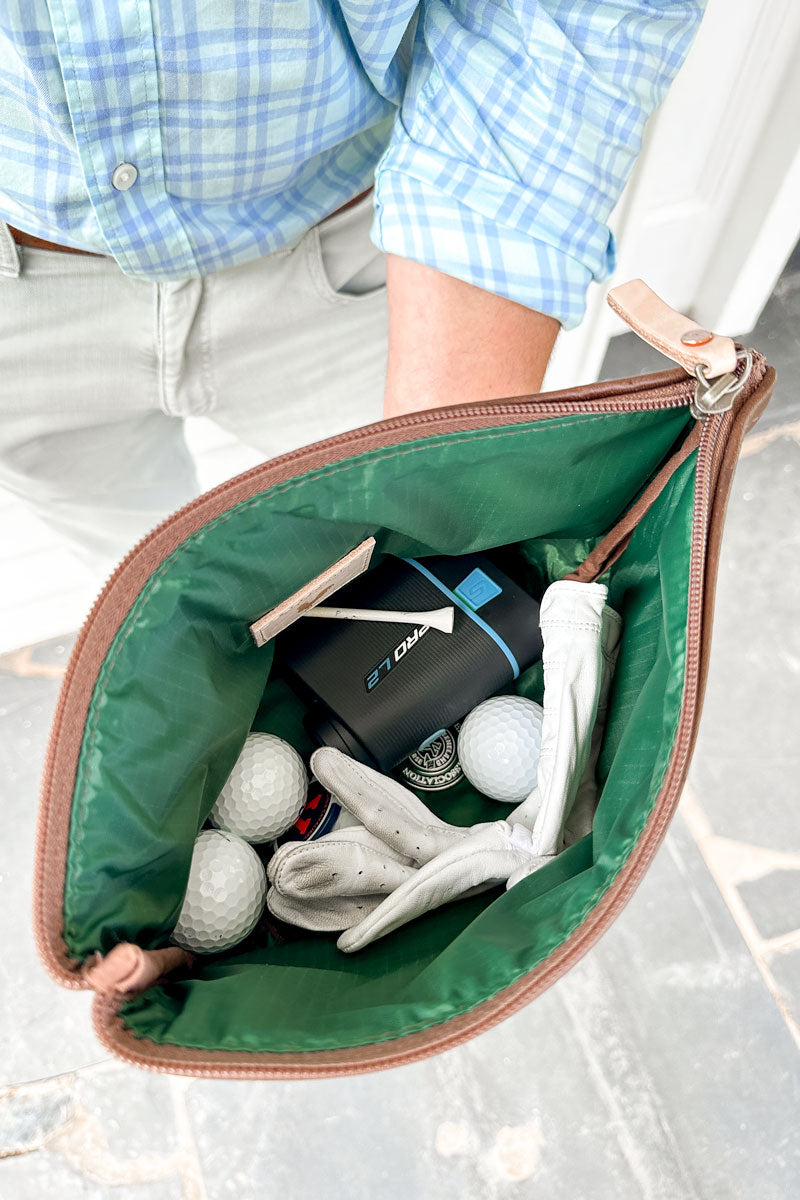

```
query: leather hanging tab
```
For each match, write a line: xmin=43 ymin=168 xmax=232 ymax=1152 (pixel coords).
xmin=608 ymin=280 xmax=737 ymax=379
xmin=81 ymin=943 xmax=194 ymax=997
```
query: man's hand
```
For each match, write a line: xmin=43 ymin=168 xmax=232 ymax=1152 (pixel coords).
xmin=383 ymin=254 xmax=560 ymax=419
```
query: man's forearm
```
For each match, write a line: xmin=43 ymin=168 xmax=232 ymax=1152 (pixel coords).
xmin=382 ymin=254 xmax=560 ymax=418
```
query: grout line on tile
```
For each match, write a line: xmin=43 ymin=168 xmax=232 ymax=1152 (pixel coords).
xmin=169 ymin=1077 xmax=209 ymax=1200
xmin=2 ymin=1058 xmax=116 ymax=1099
xmin=680 ymin=788 xmax=800 ymax=1050
xmin=2 ymin=1065 xmax=189 ymax=1189
xmin=0 ymin=644 xmax=72 ymax=680
xmin=557 ymin=958 xmax=703 ymax=1200
xmin=740 ymin=418 xmax=800 ymax=458
xmin=760 ymin=929 xmax=800 ymax=958
xmin=47 ymin=1101 xmax=182 ymax=1188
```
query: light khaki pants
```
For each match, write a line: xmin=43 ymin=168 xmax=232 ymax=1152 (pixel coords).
xmin=0 ymin=192 xmax=388 ymax=575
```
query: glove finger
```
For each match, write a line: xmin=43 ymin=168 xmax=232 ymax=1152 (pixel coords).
xmin=509 ymin=581 xmax=609 ymax=854
xmin=505 ymin=854 xmax=553 ymax=890
xmin=337 ymin=822 xmax=531 ymax=954
xmin=310 ymin=747 xmax=466 ymax=864
xmin=266 ymin=887 xmax=386 ymax=932
xmin=508 ymin=784 xmax=542 ymax=833
xmin=267 ymin=827 xmax=415 ymax=900
xmin=563 ymin=604 xmax=623 ymax=847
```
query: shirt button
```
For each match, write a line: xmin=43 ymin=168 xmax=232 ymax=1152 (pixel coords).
xmin=111 ymin=163 xmax=138 ymax=191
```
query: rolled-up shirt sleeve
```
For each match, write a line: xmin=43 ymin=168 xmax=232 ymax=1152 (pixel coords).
xmin=370 ymin=0 xmax=705 ymax=329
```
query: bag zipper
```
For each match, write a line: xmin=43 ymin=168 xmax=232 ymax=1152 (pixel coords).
xmin=34 ymin=355 xmax=770 ymax=1075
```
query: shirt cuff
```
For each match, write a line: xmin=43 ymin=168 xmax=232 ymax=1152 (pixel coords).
xmin=370 ymin=144 xmax=616 ymax=331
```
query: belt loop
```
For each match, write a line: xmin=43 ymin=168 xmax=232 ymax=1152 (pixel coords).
xmin=0 ymin=219 xmax=22 ymax=277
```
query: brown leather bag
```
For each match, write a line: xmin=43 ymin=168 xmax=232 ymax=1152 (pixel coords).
xmin=33 ymin=282 xmax=776 ymax=1078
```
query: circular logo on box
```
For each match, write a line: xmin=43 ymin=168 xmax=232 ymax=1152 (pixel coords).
xmin=400 ymin=725 xmax=463 ymax=791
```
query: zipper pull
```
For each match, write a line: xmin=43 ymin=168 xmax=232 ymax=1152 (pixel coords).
xmin=689 ymin=347 xmax=753 ymax=419
xmin=607 ymin=280 xmax=753 ymax=417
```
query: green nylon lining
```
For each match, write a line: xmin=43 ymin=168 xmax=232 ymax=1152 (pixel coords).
xmin=62 ymin=406 xmax=696 ymax=1053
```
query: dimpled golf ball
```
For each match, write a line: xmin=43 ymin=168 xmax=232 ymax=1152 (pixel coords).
xmin=209 ymin=732 xmax=308 ymax=842
xmin=457 ymin=695 xmax=544 ymax=803
xmin=172 ymin=830 xmax=267 ymax=954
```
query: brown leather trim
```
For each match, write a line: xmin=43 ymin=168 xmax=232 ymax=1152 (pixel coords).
xmin=565 ymin=422 xmax=702 ymax=584
xmin=82 ymin=944 xmax=195 ymax=997
xmin=691 ymin=365 xmax=776 ymax=759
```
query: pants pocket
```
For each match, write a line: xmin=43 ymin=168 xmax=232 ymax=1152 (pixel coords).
xmin=309 ymin=192 xmax=387 ymax=304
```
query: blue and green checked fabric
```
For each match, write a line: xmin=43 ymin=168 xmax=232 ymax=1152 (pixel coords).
xmin=0 ymin=2 xmax=702 ymax=326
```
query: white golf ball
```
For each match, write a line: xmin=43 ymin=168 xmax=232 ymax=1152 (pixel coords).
xmin=209 ymin=732 xmax=308 ymax=842
xmin=172 ymin=830 xmax=266 ymax=954
xmin=457 ymin=695 xmax=544 ymax=803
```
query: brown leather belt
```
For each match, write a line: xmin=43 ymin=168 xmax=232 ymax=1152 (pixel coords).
xmin=6 ymin=187 xmax=373 ymax=258
xmin=7 ymin=227 xmax=105 ymax=256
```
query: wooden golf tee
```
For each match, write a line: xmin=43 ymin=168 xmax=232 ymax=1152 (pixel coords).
xmin=302 ymin=605 xmax=455 ymax=634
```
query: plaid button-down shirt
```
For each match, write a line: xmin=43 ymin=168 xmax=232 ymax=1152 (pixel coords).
xmin=0 ymin=1 xmax=703 ymax=327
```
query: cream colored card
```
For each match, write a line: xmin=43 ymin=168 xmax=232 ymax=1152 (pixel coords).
xmin=249 ymin=537 xmax=376 ymax=647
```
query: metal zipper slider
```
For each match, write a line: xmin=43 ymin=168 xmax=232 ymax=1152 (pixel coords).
xmin=691 ymin=347 xmax=754 ymax=418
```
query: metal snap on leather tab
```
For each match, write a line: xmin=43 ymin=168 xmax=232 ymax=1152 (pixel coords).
xmin=607 ymin=280 xmax=737 ymax=376
xmin=111 ymin=163 xmax=138 ymax=191
xmin=680 ymin=327 xmax=713 ymax=347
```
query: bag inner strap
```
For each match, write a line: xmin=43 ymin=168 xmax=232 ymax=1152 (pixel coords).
xmin=564 ymin=421 xmax=702 ymax=585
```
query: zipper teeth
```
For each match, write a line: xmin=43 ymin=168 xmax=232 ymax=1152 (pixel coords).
xmin=34 ymin=360 xmax=761 ymax=1062
xmin=596 ymin=408 xmax=727 ymax=902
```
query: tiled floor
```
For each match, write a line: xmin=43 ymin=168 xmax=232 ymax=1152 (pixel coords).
xmin=2 ymin=256 xmax=799 ymax=1196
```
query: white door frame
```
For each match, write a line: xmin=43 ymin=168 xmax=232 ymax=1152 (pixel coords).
xmin=543 ymin=0 xmax=800 ymax=390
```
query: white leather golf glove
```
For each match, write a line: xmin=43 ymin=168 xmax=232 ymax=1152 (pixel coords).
xmin=266 ymin=824 xmax=417 ymax=931
xmin=505 ymin=581 xmax=622 ymax=880
xmin=335 ymin=581 xmax=622 ymax=953
xmin=266 ymin=748 xmax=494 ymax=932
xmin=561 ymin=596 xmax=623 ymax=848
